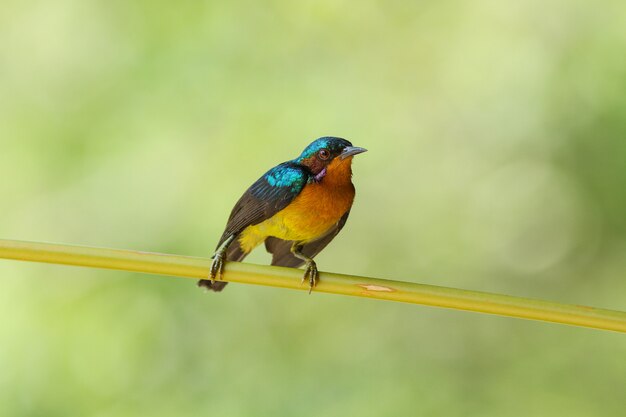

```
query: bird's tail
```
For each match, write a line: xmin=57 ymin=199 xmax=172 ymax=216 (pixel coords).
xmin=197 ymin=238 xmax=247 ymax=292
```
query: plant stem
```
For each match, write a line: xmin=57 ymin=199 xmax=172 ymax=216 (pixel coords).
xmin=0 ymin=239 xmax=625 ymax=333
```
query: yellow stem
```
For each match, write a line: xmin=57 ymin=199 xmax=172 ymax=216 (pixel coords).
xmin=1 ymin=239 xmax=625 ymax=333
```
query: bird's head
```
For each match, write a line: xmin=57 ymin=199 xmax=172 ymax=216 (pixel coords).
xmin=295 ymin=137 xmax=367 ymax=182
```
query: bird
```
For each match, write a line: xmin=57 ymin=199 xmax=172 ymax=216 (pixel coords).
xmin=198 ymin=136 xmax=367 ymax=293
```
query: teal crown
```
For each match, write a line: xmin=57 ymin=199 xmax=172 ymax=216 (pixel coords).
xmin=296 ymin=137 xmax=352 ymax=162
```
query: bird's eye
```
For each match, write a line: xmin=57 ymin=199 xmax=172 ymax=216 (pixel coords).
xmin=318 ymin=149 xmax=330 ymax=160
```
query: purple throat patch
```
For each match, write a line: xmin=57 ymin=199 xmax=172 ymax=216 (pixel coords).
xmin=314 ymin=167 xmax=327 ymax=183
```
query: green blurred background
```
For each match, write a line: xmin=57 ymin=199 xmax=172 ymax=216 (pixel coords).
xmin=1 ymin=1 xmax=625 ymax=416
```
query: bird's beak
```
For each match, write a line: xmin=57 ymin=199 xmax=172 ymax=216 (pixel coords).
xmin=340 ymin=146 xmax=368 ymax=160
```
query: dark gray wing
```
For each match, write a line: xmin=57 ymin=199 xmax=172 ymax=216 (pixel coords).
xmin=216 ymin=162 xmax=309 ymax=250
xmin=264 ymin=210 xmax=351 ymax=268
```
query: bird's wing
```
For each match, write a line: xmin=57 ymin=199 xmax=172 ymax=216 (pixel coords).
xmin=216 ymin=162 xmax=309 ymax=249
xmin=265 ymin=210 xmax=351 ymax=268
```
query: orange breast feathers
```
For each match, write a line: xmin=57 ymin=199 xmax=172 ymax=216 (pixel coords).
xmin=238 ymin=156 xmax=356 ymax=252
xmin=280 ymin=156 xmax=356 ymax=241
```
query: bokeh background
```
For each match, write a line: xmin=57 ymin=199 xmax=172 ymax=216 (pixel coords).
xmin=1 ymin=1 xmax=626 ymax=416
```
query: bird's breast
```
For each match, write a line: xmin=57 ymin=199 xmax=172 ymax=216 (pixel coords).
xmin=238 ymin=157 xmax=357 ymax=253
xmin=238 ymin=180 xmax=355 ymax=252
xmin=276 ymin=179 xmax=355 ymax=241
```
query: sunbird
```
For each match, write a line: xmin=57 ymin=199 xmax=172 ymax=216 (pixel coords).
xmin=199 ymin=137 xmax=367 ymax=293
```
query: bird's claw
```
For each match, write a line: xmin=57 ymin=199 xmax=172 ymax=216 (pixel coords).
xmin=209 ymin=251 xmax=226 ymax=284
xmin=301 ymin=260 xmax=318 ymax=294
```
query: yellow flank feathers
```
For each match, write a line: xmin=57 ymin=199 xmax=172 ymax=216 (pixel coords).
xmin=238 ymin=156 xmax=356 ymax=254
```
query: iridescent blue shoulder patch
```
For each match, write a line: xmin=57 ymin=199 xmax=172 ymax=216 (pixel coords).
xmin=265 ymin=164 xmax=306 ymax=191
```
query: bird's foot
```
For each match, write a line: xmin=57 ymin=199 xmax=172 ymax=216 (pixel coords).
xmin=301 ymin=260 xmax=318 ymax=294
xmin=209 ymin=251 xmax=227 ymax=284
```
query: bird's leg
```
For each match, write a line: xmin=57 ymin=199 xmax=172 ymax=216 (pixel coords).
xmin=290 ymin=243 xmax=318 ymax=294
xmin=209 ymin=234 xmax=236 ymax=284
